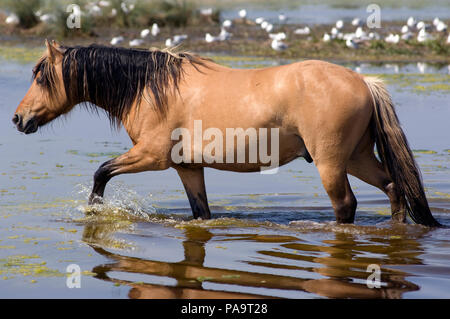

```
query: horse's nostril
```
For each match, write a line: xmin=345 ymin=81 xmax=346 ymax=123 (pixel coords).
xmin=12 ymin=114 xmax=20 ymax=125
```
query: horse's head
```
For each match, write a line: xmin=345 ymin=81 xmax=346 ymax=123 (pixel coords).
xmin=13 ymin=40 xmax=72 ymax=134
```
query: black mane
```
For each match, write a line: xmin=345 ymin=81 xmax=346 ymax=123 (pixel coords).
xmin=34 ymin=44 xmax=206 ymax=127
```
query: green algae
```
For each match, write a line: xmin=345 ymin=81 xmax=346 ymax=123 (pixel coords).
xmin=0 ymin=255 xmax=63 ymax=279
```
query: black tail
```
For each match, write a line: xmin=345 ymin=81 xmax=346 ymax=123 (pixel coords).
xmin=364 ymin=77 xmax=441 ymax=227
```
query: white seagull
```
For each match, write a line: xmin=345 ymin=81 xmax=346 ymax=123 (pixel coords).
xmin=255 ymin=17 xmax=264 ymax=25
xmin=140 ymin=29 xmax=150 ymax=38
xmin=239 ymin=9 xmax=247 ymax=19
xmin=222 ymin=19 xmax=232 ymax=28
xmin=5 ymin=14 xmax=19 ymax=25
xmin=407 ymin=17 xmax=416 ymax=28
xmin=417 ymin=28 xmax=434 ymax=42
xmin=385 ymin=34 xmax=400 ymax=44
xmin=346 ymin=38 xmax=358 ymax=49
xmin=294 ymin=27 xmax=310 ymax=35
xmin=271 ymin=39 xmax=288 ymax=51
xmin=129 ymin=39 xmax=144 ymax=47
xmin=110 ymin=36 xmax=124 ymax=46
xmin=151 ymin=23 xmax=160 ymax=36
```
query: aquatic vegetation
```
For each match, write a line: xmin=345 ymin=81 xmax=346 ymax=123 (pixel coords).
xmin=0 ymin=254 xmax=63 ymax=279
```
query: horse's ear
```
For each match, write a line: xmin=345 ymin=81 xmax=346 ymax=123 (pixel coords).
xmin=45 ymin=39 xmax=64 ymax=63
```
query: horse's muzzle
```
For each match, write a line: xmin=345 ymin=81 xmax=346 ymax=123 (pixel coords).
xmin=13 ymin=114 xmax=38 ymax=134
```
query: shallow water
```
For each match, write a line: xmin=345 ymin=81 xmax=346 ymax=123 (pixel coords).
xmin=0 ymin=57 xmax=449 ymax=298
xmin=217 ymin=0 xmax=450 ymax=24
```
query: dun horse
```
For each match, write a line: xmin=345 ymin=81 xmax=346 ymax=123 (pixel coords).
xmin=13 ymin=40 xmax=440 ymax=226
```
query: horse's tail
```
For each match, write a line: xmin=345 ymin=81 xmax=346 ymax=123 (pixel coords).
xmin=363 ymin=76 xmax=441 ymax=227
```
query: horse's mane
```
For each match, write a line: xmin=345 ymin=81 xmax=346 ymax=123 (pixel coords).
xmin=33 ymin=44 xmax=207 ymax=127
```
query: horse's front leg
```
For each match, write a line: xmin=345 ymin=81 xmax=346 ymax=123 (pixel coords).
xmin=175 ymin=167 xmax=211 ymax=219
xmin=88 ymin=143 xmax=162 ymax=205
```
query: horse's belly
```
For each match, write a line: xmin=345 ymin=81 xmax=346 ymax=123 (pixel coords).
xmin=175 ymin=132 xmax=310 ymax=172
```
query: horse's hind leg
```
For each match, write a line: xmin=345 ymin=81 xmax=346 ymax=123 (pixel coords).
xmin=317 ymin=163 xmax=357 ymax=223
xmin=348 ymin=150 xmax=407 ymax=223
xmin=347 ymin=131 xmax=407 ymax=222
xmin=175 ymin=167 xmax=211 ymax=219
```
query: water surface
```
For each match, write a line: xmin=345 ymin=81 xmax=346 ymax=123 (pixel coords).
xmin=0 ymin=57 xmax=449 ymax=298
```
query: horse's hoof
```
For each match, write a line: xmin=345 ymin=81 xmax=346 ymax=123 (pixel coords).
xmin=88 ymin=195 xmax=104 ymax=205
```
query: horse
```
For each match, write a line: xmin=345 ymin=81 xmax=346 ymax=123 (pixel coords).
xmin=13 ymin=40 xmax=441 ymax=227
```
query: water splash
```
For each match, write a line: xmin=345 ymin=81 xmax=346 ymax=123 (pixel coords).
xmin=71 ymin=182 xmax=157 ymax=222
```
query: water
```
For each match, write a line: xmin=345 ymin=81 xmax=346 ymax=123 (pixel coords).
xmin=0 ymin=57 xmax=449 ymax=298
xmin=216 ymin=0 xmax=450 ymax=24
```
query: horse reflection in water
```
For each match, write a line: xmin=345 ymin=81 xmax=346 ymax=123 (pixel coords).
xmin=82 ymin=221 xmax=423 ymax=299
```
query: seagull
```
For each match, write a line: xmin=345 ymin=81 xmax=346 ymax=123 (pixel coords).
xmin=436 ymin=21 xmax=447 ymax=32
xmin=5 ymin=14 xmax=19 ymax=25
xmin=346 ymin=38 xmax=358 ymax=49
xmin=99 ymin=1 xmax=111 ymax=7
xmin=385 ymin=34 xmax=400 ymax=44
xmin=140 ymin=29 xmax=150 ymax=38
xmin=401 ymin=25 xmax=409 ymax=34
xmin=167 ymin=34 xmax=188 ymax=46
xmin=166 ymin=36 xmax=188 ymax=48
xmin=88 ymin=4 xmax=102 ymax=16
xmin=336 ymin=20 xmax=344 ymax=29
xmin=222 ymin=19 xmax=232 ymax=28
xmin=355 ymin=27 xmax=366 ymax=39
xmin=417 ymin=28 xmax=433 ymax=42
xmin=40 ymin=14 xmax=56 ymax=23
xmin=323 ymin=33 xmax=331 ymax=42
xmin=416 ymin=21 xmax=425 ymax=30
xmin=239 ymin=9 xmax=247 ymax=19
xmin=205 ymin=33 xmax=219 ymax=43
xmin=219 ymin=28 xmax=232 ymax=41
xmin=129 ymin=39 xmax=144 ymax=47
xmin=271 ymin=39 xmax=288 ymax=51
xmin=269 ymin=32 xmax=286 ymax=40
xmin=407 ymin=16 xmax=416 ymax=28
xmin=352 ymin=18 xmax=362 ymax=26
xmin=294 ymin=27 xmax=310 ymax=35
xmin=110 ymin=36 xmax=124 ymax=45
xmin=255 ymin=17 xmax=264 ymax=24
xmin=151 ymin=23 xmax=160 ymax=36
xmin=265 ymin=23 xmax=274 ymax=33
xmin=261 ymin=21 xmax=269 ymax=29
xmin=165 ymin=38 xmax=174 ymax=47
xmin=278 ymin=14 xmax=287 ymax=22
xmin=331 ymin=27 xmax=340 ymax=38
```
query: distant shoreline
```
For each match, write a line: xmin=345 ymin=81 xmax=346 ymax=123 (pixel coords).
xmin=0 ymin=20 xmax=449 ymax=63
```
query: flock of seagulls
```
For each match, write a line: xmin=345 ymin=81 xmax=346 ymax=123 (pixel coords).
xmin=194 ymin=10 xmax=449 ymax=51
xmin=320 ymin=16 xmax=449 ymax=49
xmin=3 ymin=3 xmax=450 ymax=51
